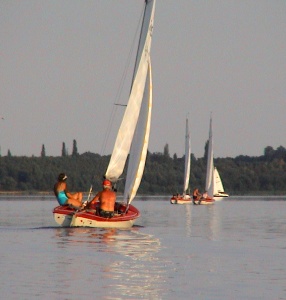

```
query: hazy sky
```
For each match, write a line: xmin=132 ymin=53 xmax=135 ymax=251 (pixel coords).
xmin=1 ymin=0 xmax=286 ymax=158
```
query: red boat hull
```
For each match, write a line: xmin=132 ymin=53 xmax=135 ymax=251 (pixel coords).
xmin=193 ymin=197 xmax=215 ymax=205
xmin=53 ymin=202 xmax=140 ymax=228
xmin=170 ymin=195 xmax=192 ymax=204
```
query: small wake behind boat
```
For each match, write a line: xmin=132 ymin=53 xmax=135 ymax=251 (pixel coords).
xmin=53 ymin=0 xmax=156 ymax=229
xmin=170 ymin=117 xmax=192 ymax=204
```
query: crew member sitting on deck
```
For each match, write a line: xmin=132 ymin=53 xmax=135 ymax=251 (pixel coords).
xmin=192 ymin=188 xmax=202 ymax=204
xmin=89 ymin=179 xmax=116 ymax=218
xmin=54 ymin=173 xmax=83 ymax=208
xmin=192 ymin=188 xmax=202 ymax=201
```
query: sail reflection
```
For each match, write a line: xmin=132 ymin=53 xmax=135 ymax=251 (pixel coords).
xmin=184 ymin=204 xmax=192 ymax=238
xmin=206 ymin=205 xmax=221 ymax=240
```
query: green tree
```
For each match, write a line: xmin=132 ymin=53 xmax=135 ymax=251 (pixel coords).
xmin=41 ymin=144 xmax=46 ymax=157
xmin=62 ymin=142 xmax=67 ymax=157
xmin=163 ymin=143 xmax=170 ymax=157
xmin=72 ymin=140 xmax=78 ymax=157
xmin=264 ymin=146 xmax=274 ymax=160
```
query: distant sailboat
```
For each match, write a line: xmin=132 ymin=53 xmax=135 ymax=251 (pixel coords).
xmin=213 ymin=167 xmax=229 ymax=200
xmin=193 ymin=115 xmax=214 ymax=205
xmin=170 ymin=117 xmax=192 ymax=204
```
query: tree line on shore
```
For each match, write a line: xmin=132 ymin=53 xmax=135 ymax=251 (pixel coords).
xmin=0 ymin=142 xmax=286 ymax=195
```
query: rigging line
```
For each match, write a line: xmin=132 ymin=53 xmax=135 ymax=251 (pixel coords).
xmin=130 ymin=1 xmax=148 ymax=92
xmin=100 ymin=103 xmax=118 ymax=156
xmin=100 ymin=4 xmax=145 ymax=157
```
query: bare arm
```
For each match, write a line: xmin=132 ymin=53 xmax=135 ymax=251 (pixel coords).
xmin=90 ymin=192 xmax=101 ymax=204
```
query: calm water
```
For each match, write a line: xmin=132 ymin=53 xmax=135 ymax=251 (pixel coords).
xmin=0 ymin=196 xmax=285 ymax=300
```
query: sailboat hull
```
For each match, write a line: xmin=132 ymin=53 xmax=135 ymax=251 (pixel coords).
xmin=213 ymin=192 xmax=229 ymax=201
xmin=53 ymin=202 xmax=140 ymax=229
xmin=193 ymin=197 xmax=215 ymax=205
xmin=170 ymin=195 xmax=191 ymax=204
xmin=53 ymin=205 xmax=75 ymax=227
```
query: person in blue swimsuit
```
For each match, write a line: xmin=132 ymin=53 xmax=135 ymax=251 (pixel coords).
xmin=54 ymin=173 xmax=83 ymax=208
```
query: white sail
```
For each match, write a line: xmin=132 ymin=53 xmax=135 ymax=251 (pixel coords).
xmin=213 ymin=167 xmax=224 ymax=194
xmin=213 ymin=167 xmax=229 ymax=199
xmin=124 ymin=61 xmax=152 ymax=204
xmin=183 ymin=117 xmax=191 ymax=194
xmin=105 ymin=0 xmax=156 ymax=182
xmin=205 ymin=115 xmax=214 ymax=197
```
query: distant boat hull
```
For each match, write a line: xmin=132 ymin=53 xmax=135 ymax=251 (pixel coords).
xmin=193 ymin=197 xmax=215 ymax=205
xmin=53 ymin=202 xmax=140 ymax=229
xmin=170 ymin=195 xmax=191 ymax=204
xmin=213 ymin=192 xmax=229 ymax=201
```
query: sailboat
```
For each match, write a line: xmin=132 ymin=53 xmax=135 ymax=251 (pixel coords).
xmin=193 ymin=115 xmax=215 ymax=205
xmin=170 ymin=117 xmax=192 ymax=204
xmin=53 ymin=0 xmax=156 ymax=228
xmin=213 ymin=167 xmax=229 ymax=200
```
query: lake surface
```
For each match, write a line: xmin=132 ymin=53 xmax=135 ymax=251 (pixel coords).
xmin=0 ymin=196 xmax=285 ymax=300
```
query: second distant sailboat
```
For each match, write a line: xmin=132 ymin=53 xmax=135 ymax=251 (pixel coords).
xmin=193 ymin=115 xmax=215 ymax=205
xmin=170 ymin=117 xmax=192 ymax=204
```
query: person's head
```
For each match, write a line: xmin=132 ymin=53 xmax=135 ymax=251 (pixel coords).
xmin=102 ymin=179 xmax=112 ymax=189
xmin=58 ymin=173 xmax=67 ymax=181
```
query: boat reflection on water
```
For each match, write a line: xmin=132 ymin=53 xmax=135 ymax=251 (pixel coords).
xmin=184 ymin=204 xmax=192 ymax=238
xmin=53 ymin=227 xmax=165 ymax=299
xmin=190 ymin=204 xmax=221 ymax=241
xmin=206 ymin=205 xmax=221 ymax=241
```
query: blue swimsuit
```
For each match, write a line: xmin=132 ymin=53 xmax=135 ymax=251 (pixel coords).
xmin=57 ymin=191 xmax=68 ymax=205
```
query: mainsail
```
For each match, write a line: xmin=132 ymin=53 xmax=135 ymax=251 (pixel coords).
xmin=124 ymin=61 xmax=152 ymax=204
xmin=205 ymin=115 xmax=214 ymax=197
xmin=183 ymin=117 xmax=191 ymax=194
xmin=105 ymin=0 xmax=156 ymax=183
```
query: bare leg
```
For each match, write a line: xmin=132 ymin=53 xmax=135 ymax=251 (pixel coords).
xmin=67 ymin=198 xmax=82 ymax=208
xmin=69 ymin=192 xmax=83 ymax=202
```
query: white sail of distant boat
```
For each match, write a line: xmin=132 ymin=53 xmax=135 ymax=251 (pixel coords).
xmin=193 ymin=115 xmax=217 ymax=205
xmin=205 ymin=115 xmax=214 ymax=197
xmin=183 ymin=117 xmax=191 ymax=196
xmin=205 ymin=115 xmax=229 ymax=201
xmin=213 ymin=167 xmax=229 ymax=200
xmin=170 ymin=117 xmax=191 ymax=204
